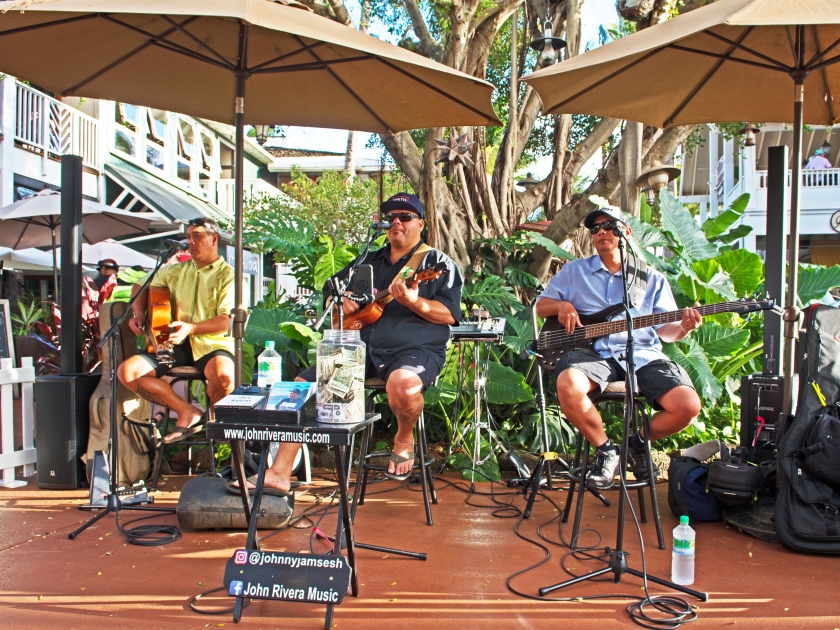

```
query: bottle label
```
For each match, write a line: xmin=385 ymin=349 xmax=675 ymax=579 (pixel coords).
xmin=259 ymin=357 xmax=281 ymax=372
xmin=673 ymin=537 xmax=695 ymax=555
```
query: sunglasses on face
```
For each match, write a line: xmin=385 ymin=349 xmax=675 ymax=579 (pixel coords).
xmin=383 ymin=212 xmax=420 ymax=223
xmin=589 ymin=220 xmax=620 ymax=235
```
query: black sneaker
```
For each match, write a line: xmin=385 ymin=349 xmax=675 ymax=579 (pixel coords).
xmin=586 ymin=448 xmax=621 ymax=490
xmin=628 ymin=441 xmax=659 ymax=481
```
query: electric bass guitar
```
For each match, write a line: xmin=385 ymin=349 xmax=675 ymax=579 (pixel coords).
xmin=535 ymin=298 xmax=776 ymax=372
xmin=146 ymin=285 xmax=175 ymax=366
xmin=332 ymin=263 xmax=448 ymax=330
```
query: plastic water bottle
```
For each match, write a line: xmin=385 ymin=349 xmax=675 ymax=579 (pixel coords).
xmin=671 ymin=515 xmax=696 ymax=585
xmin=257 ymin=341 xmax=281 ymax=388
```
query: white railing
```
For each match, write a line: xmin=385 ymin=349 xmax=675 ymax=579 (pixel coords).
xmin=216 ymin=178 xmax=285 ymax=217
xmin=14 ymin=81 xmax=99 ymax=171
xmin=0 ymin=357 xmax=35 ymax=488
xmin=756 ymin=168 xmax=840 ymax=189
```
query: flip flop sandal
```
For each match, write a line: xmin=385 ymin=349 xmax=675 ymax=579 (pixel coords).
xmin=162 ymin=423 xmax=203 ymax=444
xmin=227 ymin=475 xmax=259 ymax=495
xmin=227 ymin=476 xmax=292 ymax=497
xmin=384 ymin=450 xmax=416 ymax=481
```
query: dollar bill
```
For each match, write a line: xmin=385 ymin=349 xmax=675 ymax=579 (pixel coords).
xmin=327 ymin=366 xmax=355 ymax=397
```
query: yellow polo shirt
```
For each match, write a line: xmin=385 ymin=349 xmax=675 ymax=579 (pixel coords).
xmin=150 ymin=257 xmax=235 ymax=359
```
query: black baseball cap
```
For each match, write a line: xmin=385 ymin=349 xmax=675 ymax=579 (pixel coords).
xmin=581 ymin=206 xmax=631 ymax=229
xmin=98 ymin=259 xmax=119 ymax=270
xmin=380 ymin=193 xmax=424 ymax=219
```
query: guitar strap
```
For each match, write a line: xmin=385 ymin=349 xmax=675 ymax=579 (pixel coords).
xmin=626 ymin=257 xmax=648 ymax=308
xmin=377 ymin=243 xmax=432 ymax=306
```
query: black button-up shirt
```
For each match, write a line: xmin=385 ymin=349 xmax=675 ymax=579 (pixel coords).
xmin=325 ymin=240 xmax=463 ymax=370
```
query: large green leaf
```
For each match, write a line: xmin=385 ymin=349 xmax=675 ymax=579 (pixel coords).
xmin=702 ymin=193 xmax=749 ymax=239
xmin=503 ymin=314 xmax=536 ymax=355
xmin=660 ymin=190 xmax=719 ymax=262
xmin=624 ymin=213 xmax=668 ymax=248
xmin=662 ymin=337 xmax=722 ymax=402
xmin=479 ymin=361 xmax=534 ymax=405
xmin=244 ymin=308 xmax=305 ymax=351
xmin=693 ymin=323 xmax=750 ymax=359
xmin=527 ymin=233 xmax=577 ymax=261
xmin=714 ymin=249 xmax=763 ymax=296
xmin=424 ymin=381 xmax=458 ymax=407
xmin=717 ymin=224 xmax=753 ymax=245
xmin=677 ymin=259 xmax=736 ymax=303
xmin=798 ymin=263 xmax=840 ymax=304
xmin=461 ymin=274 xmax=525 ymax=316
xmin=279 ymin=321 xmax=321 ymax=347
xmin=241 ymin=341 xmax=256 ymax=386
xmin=313 ymin=236 xmax=357 ymax=289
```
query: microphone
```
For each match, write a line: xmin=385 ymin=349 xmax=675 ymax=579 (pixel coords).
xmin=612 ymin=224 xmax=626 ymax=238
xmin=371 ymin=220 xmax=392 ymax=230
xmin=163 ymin=239 xmax=188 ymax=250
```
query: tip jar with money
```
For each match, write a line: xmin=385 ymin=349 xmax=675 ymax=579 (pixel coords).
xmin=316 ymin=329 xmax=366 ymax=424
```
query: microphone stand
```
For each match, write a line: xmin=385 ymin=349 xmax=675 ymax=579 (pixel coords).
xmin=538 ymin=230 xmax=707 ymax=602
xmin=69 ymin=245 xmax=180 ymax=540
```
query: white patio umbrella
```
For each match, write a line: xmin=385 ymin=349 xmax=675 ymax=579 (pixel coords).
xmin=0 ymin=246 xmax=55 ymax=272
xmin=0 ymin=189 xmax=154 ymax=295
xmin=57 ymin=239 xmax=157 ymax=270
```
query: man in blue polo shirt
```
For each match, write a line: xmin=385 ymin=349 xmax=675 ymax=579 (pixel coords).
xmin=535 ymin=207 xmax=703 ymax=490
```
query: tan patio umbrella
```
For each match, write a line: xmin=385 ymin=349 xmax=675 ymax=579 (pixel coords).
xmin=522 ymin=0 xmax=840 ymax=414
xmin=0 ymin=0 xmax=499 ymax=382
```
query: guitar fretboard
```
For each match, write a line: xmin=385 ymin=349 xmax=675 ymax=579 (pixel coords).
xmin=581 ymin=302 xmax=744 ymax=339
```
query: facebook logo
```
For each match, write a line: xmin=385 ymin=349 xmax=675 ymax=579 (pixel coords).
xmin=229 ymin=581 xmax=244 ymax=596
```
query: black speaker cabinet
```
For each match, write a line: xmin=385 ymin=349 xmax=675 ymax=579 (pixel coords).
xmin=35 ymin=373 xmax=101 ymax=489
xmin=740 ymin=374 xmax=784 ymax=462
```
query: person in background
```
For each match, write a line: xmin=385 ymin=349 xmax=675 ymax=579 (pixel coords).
xmin=94 ymin=259 xmax=119 ymax=291
xmin=805 ymin=148 xmax=832 ymax=169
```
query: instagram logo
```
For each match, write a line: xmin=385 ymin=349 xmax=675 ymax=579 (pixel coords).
xmin=234 ymin=550 xmax=248 ymax=565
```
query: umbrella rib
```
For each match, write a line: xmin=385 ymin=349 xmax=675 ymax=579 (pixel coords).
xmin=812 ymin=26 xmax=836 ymax=125
xmin=0 ymin=13 xmax=98 ymax=38
xmin=806 ymin=34 xmax=840 ymax=69
xmin=375 ymin=57 xmax=498 ymax=124
xmin=668 ymin=44 xmax=787 ymax=72
xmin=251 ymin=56 xmax=376 ymax=74
xmin=158 ymin=15 xmax=235 ymax=70
xmin=65 ymin=17 xmax=193 ymax=95
xmin=249 ymin=41 xmax=328 ymax=72
xmin=544 ymin=48 xmax=664 ymax=115
xmin=664 ymin=28 xmax=756 ymax=127
xmin=292 ymin=36 xmax=393 ymax=134
xmin=700 ymin=28 xmax=791 ymax=71
xmin=100 ymin=14 xmax=226 ymax=71
xmin=809 ymin=53 xmax=840 ymax=73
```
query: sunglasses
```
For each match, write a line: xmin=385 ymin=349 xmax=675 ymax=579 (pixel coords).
xmin=383 ymin=212 xmax=420 ymax=223
xmin=187 ymin=217 xmax=220 ymax=234
xmin=589 ymin=220 xmax=620 ymax=235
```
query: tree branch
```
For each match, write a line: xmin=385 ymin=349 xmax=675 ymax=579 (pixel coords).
xmin=402 ymin=0 xmax=443 ymax=58
xmin=325 ymin=0 xmax=353 ymax=25
xmin=293 ymin=0 xmax=333 ymax=19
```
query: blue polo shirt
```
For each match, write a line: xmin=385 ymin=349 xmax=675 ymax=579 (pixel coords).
xmin=535 ymin=254 xmax=677 ymax=369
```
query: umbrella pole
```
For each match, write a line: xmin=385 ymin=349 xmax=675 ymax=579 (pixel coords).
xmin=231 ymin=22 xmax=250 ymax=390
xmin=782 ymin=62 xmax=807 ymax=418
xmin=51 ymin=227 xmax=59 ymax=303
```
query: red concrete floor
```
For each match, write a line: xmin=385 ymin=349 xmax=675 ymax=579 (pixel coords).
xmin=1 ymin=471 xmax=839 ymax=630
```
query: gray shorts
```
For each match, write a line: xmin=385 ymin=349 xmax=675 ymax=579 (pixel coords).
xmin=554 ymin=348 xmax=694 ymax=411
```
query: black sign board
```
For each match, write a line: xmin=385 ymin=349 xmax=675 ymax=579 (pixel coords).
xmin=224 ymin=550 xmax=352 ymax=605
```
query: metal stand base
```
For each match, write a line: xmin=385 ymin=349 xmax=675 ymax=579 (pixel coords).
xmin=521 ymin=451 xmax=610 ymax=519
xmin=69 ymin=493 xmax=170 ymax=539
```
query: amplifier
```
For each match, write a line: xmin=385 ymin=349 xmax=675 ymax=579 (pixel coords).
xmin=450 ymin=317 xmax=506 ymax=342
xmin=740 ymin=374 xmax=784 ymax=461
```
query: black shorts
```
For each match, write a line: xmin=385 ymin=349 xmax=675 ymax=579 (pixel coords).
xmin=298 ymin=351 xmax=441 ymax=391
xmin=138 ymin=343 xmax=234 ymax=378
xmin=554 ymin=348 xmax=694 ymax=411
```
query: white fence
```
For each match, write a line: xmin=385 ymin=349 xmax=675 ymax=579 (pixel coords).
xmin=14 ymin=81 xmax=99 ymax=171
xmin=0 ymin=357 xmax=35 ymax=488
xmin=756 ymin=168 xmax=840 ymax=189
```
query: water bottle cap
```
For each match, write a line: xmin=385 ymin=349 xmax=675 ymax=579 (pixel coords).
xmin=680 ymin=515 xmax=689 ymax=525
xmin=266 ymin=341 xmax=275 ymax=349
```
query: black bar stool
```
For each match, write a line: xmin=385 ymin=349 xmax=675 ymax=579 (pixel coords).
xmin=561 ymin=381 xmax=666 ymax=550
xmin=352 ymin=377 xmax=437 ymax=525
xmin=150 ymin=366 xmax=215 ymax=487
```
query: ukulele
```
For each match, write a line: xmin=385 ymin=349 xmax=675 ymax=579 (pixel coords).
xmin=332 ymin=263 xmax=449 ymax=330
xmin=535 ymin=298 xmax=776 ymax=372
xmin=146 ymin=285 xmax=175 ymax=366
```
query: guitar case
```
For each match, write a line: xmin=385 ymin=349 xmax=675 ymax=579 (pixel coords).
xmin=86 ymin=302 xmax=152 ymax=485
xmin=775 ymin=304 xmax=840 ymax=554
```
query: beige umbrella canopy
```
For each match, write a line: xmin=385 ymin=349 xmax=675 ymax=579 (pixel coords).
xmin=522 ymin=0 xmax=840 ymax=414
xmin=0 ymin=0 xmax=499 ymax=382
xmin=523 ymin=0 xmax=840 ymax=127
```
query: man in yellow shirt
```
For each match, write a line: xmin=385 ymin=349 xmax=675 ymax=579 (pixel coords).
xmin=117 ymin=218 xmax=236 ymax=443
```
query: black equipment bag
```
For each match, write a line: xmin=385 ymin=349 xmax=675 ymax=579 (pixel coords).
xmin=796 ymin=406 xmax=840 ymax=486
xmin=707 ymin=443 xmax=760 ymax=506
xmin=667 ymin=457 xmax=722 ymax=523
xmin=177 ymin=452 xmax=293 ymax=530
xmin=776 ymin=304 xmax=840 ymax=554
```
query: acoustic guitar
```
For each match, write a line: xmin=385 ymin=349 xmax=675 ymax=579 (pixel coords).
xmin=146 ymin=285 xmax=175 ymax=366
xmin=535 ymin=298 xmax=776 ymax=372
xmin=332 ymin=263 xmax=448 ymax=330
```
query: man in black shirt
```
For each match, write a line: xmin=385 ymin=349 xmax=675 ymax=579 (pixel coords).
xmin=230 ymin=193 xmax=463 ymax=497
